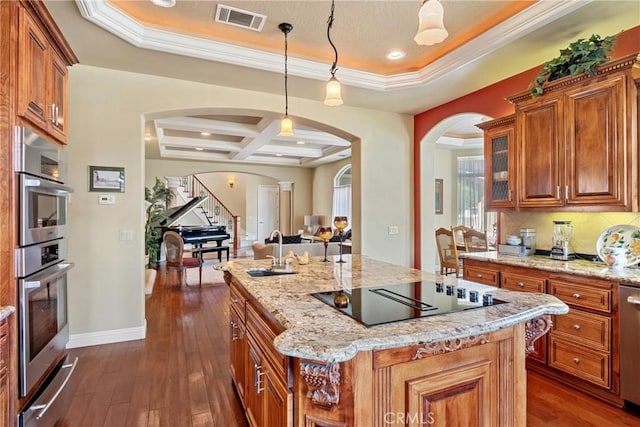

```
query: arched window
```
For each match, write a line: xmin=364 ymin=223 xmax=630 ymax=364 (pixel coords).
xmin=332 ymin=165 xmax=352 ymax=228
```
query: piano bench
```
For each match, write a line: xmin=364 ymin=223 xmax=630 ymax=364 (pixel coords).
xmin=193 ymin=245 xmax=230 ymax=262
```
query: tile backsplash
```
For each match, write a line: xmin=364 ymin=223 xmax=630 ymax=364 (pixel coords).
xmin=501 ymin=212 xmax=640 ymax=255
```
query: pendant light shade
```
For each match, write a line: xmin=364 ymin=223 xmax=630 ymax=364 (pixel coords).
xmin=323 ymin=0 xmax=343 ymax=106
xmin=414 ymin=0 xmax=448 ymax=46
xmin=278 ymin=23 xmax=294 ymax=136
xmin=279 ymin=116 xmax=294 ymax=137
xmin=324 ymin=76 xmax=343 ymax=106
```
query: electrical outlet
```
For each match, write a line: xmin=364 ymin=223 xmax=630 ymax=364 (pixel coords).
xmin=119 ymin=230 xmax=133 ymax=241
xmin=388 ymin=225 xmax=399 ymax=235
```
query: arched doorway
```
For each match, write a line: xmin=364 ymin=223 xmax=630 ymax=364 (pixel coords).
xmin=419 ymin=113 xmax=490 ymax=272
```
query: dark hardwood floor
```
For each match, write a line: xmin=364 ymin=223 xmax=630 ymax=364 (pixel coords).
xmin=59 ymin=266 xmax=640 ymax=426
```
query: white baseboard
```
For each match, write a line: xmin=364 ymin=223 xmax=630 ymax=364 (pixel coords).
xmin=67 ymin=321 xmax=147 ymax=349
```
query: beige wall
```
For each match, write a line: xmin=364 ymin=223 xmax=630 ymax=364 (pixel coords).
xmin=66 ymin=65 xmax=412 ymax=344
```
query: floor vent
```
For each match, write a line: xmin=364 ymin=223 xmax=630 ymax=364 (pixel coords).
xmin=215 ymin=4 xmax=266 ymax=32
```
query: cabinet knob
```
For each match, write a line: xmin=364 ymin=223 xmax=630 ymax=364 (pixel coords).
xmin=517 ymin=282 xmax=525 ymax=288
xmin=476 ymin=274 xmax=483 ymax=278
xmin=573 ymin=358 xmax=580 ymax=364
xmin=572 ymin=324 xmax=581 ymax=331
xmin=231 ymin=298 xmax=239 ymax=304
xmin=572 ymin=293 xmax=581 ymax=299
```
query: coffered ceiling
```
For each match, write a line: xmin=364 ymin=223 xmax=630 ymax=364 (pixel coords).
xmin=45 ymin=1 xmax=639 ymax=167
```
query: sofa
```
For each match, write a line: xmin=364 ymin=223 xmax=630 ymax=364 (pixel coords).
xmin=252 ymin=241 xmax=347 ymax=260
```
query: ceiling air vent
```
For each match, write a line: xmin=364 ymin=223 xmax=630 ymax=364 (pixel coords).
xmin=215 ymin=4 xmax=266 ymax=32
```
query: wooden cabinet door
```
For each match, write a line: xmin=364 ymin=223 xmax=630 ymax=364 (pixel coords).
xmin=18 ymin=7 xmax=50 ymax=130
xmin=517 ymin=95 xmax=564 ymax=208
xmin=263 ymin=363 xmax=293 ymax=427
xmin=389 ymin=341 xmax=500 ymax=426
xmin=48 ymin=49 xmax=69 ymax=143
xmin=229 ymin=309 xmax=246 ymax=405
xmin=245 ymin=336 xmax=264 ymax=427
xmin=483 ymin=117 xmax=516 ymax=209
xmin=564 ymin=75 xmax=626 ymax=207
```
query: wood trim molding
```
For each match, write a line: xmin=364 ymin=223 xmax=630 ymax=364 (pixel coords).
xmin=299 ymin=361 xmax=341 ymax=408
xmin=525 ymin=315 xmax=552 ymax=354
xmin=412 ymin=335 xmax=489 ymax=359
xmin=475 ymin=114 xmax=515 ymax=130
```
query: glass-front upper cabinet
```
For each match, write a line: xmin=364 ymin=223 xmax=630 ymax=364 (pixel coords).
xmin=476 ymin=115 xmax=516 ymax=209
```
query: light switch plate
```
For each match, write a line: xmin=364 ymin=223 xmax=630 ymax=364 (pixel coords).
xmin=119 ymin=230 xmax=133 ymax=241
xmin=388 ymin=225 xmax=399 ymax=235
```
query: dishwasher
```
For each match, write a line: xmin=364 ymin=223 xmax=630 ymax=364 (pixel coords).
xmin=620 ymin=284 xmax=640 ymax=407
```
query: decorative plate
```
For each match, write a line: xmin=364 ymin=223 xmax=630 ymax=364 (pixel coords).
xmin=596 ymin=224 xmax=640 ymax=266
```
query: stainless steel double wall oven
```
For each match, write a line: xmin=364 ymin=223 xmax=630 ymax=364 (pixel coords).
xmin=14 ymin=126 xmax=78 ymax=426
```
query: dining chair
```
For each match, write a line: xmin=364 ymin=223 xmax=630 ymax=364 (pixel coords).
xmin=463 ymin=229 xmax=489 ymax=252
xmin=435 ymin=227 xmax=462 ymax=277
xmin=451 ymin=225 xmax=471 ymax=252
xmin=163 ymin=231 xmax=202 ymax=287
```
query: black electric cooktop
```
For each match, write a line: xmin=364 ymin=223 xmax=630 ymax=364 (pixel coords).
xmin=311 ymin=281 xmax=507 ymax=327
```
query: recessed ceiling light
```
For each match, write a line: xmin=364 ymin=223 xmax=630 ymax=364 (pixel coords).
xmin=201 ymin=132 xmax=211 ymax=136
xmin=386 ymin=50 xmax=405 ymax=60
xmin=195 ymin=147 xmax=204 ymax=151
xmin=150 ymin=0 xmax=176 ymax=7
xmin=275 ymin=153 xmax=283 ymax=157
xmin=296 ymin=141 xmax=305 ymax=145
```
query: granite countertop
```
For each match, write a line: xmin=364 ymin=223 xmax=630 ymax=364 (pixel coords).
xmin=0 ymin=306 xmax=15 ymax=322
xmin=459 ymin=251 xmax=640 ymax=285
xmin=221 ymin=255 xmax=568 ymax=363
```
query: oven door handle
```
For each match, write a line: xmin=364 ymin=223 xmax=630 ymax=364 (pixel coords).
xmin=29 ymin=357 xmax=79 ymax=420
xmin=24 ymin=263 xmax=74 ymax=289
xmin=23 ymin=177 xmax=74 ymax=195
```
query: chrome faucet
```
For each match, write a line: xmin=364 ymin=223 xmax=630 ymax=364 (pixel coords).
xmin=269 ymin=229 xmax=284 ymax=267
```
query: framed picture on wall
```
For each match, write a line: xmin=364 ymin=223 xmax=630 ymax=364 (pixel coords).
xmin=89 ymin=166 xmax=125 ymax=192
xmin=435 ymin=179 xmax=443 ymax=215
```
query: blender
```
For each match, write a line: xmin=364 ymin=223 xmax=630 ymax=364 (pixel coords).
xmin=550 ymin=220 xmax=575 ymax=260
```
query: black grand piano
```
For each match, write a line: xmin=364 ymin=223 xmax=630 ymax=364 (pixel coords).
xmin=155 ymin=196 xmax=231 ymax=261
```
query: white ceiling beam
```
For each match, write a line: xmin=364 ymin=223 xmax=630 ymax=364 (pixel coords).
xmin=232 ymin=120 xmax=280 ymax=161
xmin=155 ymin=117 xmax=259 ymax=138
xmin=158 ymin=136 xmax=242 ymax=152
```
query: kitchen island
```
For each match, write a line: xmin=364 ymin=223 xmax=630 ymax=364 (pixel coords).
xmin=222 ymin=255 xmax=568 ymax=426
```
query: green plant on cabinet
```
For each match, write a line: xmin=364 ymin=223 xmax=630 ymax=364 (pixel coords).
xmin=529 ymin=33 xmax=617 ymax=97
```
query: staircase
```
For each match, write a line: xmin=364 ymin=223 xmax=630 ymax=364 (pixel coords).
xmin=171 ymin=175 xmax=240 ymax=258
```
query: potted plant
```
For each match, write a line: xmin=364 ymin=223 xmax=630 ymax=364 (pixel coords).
xmin=145 ymin=177 xmax=174 ymax=267
xmin=529 ymin=33 xmax=617 ymax=97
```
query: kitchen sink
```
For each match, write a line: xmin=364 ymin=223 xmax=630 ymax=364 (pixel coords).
xmin=245 ymin=268 xmax=297 ymax=277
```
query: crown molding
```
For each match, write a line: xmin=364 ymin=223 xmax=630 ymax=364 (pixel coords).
xmin=76 ymin=0 xmax=590 ymax=91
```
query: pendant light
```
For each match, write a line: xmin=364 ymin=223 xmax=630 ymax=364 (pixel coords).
xmin=324 ymin=0 xmax=343 ymax=106
xmin=278 ymin=23 xmax=294 ymax=136
xmin=414 ymin=0 xmax=448 ymax=46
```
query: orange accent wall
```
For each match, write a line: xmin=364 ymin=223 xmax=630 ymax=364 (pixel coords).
xmin=412 ymin=26 xmax=640 ymax=268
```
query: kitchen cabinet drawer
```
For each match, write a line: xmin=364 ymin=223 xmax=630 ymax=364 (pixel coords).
xmin=551 ymin=309 xmax=610 ymax=351
xmin=501 ymin=272 xmax=546 ymax=293
xmin=246 ymin=303 xmax=287 ymax=382
xmin=549 ymin=336 xmax=610 ymax=388
xmin=463 ymin=264 xmax=499 ymax=286
xmin=549 ymin=280 xmax=612 ymax=313
xmin=230 ymin=282 xmax=246 ymax=321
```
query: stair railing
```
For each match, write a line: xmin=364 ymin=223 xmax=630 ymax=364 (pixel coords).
xmin=183 ymin=175 xmax=240 ymax=258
